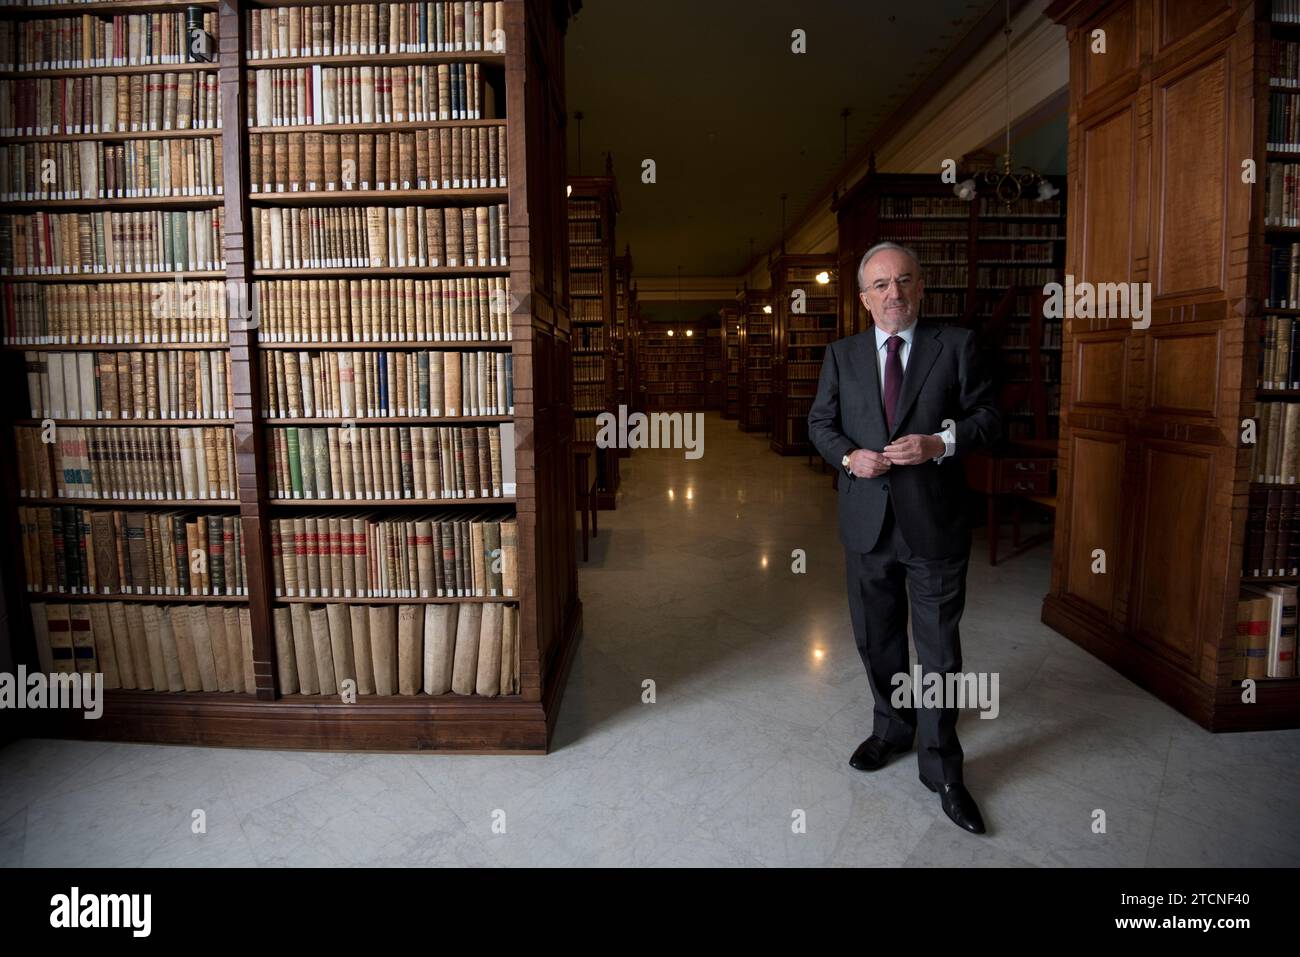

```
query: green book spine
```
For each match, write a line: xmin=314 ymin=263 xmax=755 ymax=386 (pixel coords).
xmin=286 ymin=428 xmax=303 ymax=498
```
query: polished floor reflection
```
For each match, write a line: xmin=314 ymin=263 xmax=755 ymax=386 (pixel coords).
xmin=1 ymin=412 xmax=1297 ymax=866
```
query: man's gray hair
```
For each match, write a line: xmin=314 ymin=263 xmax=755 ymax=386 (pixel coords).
xmin=857 ymin=241 xmax=923 ymax=293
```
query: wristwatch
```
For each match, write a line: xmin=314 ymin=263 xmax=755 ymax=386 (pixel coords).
xmin=841 ymin=451 xmax=853 ymax=474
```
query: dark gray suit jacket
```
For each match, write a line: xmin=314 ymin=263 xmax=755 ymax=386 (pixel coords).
xmin=807 ymin=323 xmax=1001 ymax=558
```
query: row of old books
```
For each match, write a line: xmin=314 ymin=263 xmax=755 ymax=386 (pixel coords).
xmin=0 ymin=138 xmax=223 ymax=202
xmin=1244 ymin=486 xmax=1300 ymax=578
xmin=1265 ymin=162 xmax=1300 ymax=226
xmin=249 ymin=63 xmax=494 ymax=126
xmin=14 ymin=424 xmax=237 ymax=500
xmin=571 ymin=298 xmax=602 ymax=322
xmin=262 ymin=348 xmax=513 ymax=418
xmin=880 ymin=195 xmax=970 ymax=219
xmin=254 ymin=276 xmax=511 ymax=342
xmin=0 ymin=11 xmax=219 ymax=71
xmin=30 ymin=602 xmax=255 ymax=693
xmin=573 ymin=355 xmax=603 ymax=384
xmin=250 ymin=204 xmax=508 ymax=270
xmin=1 ymin=209 xmax=225 ymax=275
xmin=1235 ymin=586 xmax=1298 ymax=679
xmin=978 ymin=241 xmax=1056 ymax=264
xmin=0 ymin=71 xmax=222 ymax=136
xmin=1258 ymin=315 xmax=1300 ymax=390
xmin=975 ymin=266 xmax=1058 ymax=287
xmin=265 ymin=423 xmax=512 ymax=500
xmin=19 ymin=505 xmax=248 ymax=597
xmin=273 ymin=601 xmax=519 ymax=698
xmin=23 ymin=349 xmax=234 ymax=420
xmin=2 ymin=280 xmax=229 ymax=344
xmin=1267 ymin=242 xmax=1300 ymax=308
xmin=249 ymin=126 xmax=504 ymax=193
xmin=270 ymin=512 xmax=516 ymax=598
xmin=247 ymin=3 xmax=506 ymax=59
xmin=571 ymin=272 xmax=602 ymax=296
xmin=1269 ymin=91 xmax=1300 ymax=152
xmin=1252 ymin=401 xmax=1300 ymax=484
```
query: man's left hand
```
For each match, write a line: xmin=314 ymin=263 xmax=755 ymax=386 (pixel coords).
xmin=882 ymin=434 xmax=944 ymax=465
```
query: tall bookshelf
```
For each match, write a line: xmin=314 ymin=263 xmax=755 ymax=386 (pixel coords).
xmin=737 ymin=287 xmax=771 ymax=433
xmin=0 ymin=0 xmax=585 ymax=751
xmin=612 ymin=243 xmax=632 ymax=455
xmin=638 ymin=324 xmax=705 ymax=411
xmin=833 ymin=171 xmax=1066 ymax=443
xmin=1042 ymin=0 xmax=1298 ymax=731
xmin=721 ymin=304 xmax=739 ymax=419
xmin=567 ymin=169 xmax=618 ymax=508
xmin=769 ymin=253 xmax=837 ymax=455
xmin=704 ymin=320 xmax=722 ymax=410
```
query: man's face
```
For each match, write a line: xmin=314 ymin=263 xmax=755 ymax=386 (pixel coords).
xmin=858 ymin=249 xmax=923 ymax=334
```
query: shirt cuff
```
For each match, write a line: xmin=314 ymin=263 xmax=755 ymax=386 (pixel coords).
xmin=931 ymin=427 xmax=956 ymax=463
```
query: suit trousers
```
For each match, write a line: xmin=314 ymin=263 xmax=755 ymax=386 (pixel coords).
xmin=844 ymin=497 xmax=968 ymax=784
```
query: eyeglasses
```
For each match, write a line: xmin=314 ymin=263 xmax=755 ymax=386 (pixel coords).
xmin=866 ymin=276 xmax=915 ymax=294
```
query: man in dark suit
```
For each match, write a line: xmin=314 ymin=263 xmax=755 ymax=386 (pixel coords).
xmin=808 ymin=241 xmax=1001 ymax=835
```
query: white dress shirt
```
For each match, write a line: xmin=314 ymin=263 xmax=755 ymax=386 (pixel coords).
xmin=873 ymin=323 xmax=955 ymax=464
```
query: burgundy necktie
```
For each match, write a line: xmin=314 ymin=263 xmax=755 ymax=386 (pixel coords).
xmin=883 ymin=335 xmax=904 ymax=432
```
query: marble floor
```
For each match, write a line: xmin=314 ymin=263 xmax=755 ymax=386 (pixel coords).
xmin=2 ymin=412 xmax=1298 ymax=867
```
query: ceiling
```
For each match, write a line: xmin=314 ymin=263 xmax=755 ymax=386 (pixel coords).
xmin=565 ymin=0 xmax=1003 ymax=279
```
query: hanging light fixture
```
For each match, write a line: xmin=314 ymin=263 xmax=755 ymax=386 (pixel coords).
xmin=953 ymin=0 xmax=1059 ymax=206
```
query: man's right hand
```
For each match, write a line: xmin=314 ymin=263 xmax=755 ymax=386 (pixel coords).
xmin=848 ymin=449 xmax=891 ymax=479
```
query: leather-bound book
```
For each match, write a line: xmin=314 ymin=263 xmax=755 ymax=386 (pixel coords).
xmin=188 ymin=603 xmax=219 ymax=692
xmin=272 ymin=605 xmax=299 ymax=694
xmin=450 ymin=601 xmax=482 ymax=694
xmin=207 ymin=604 xmax=232 ymax=692
xmin=309 ymin=605 xmax=337 ymax=695
xmin=289 ymin=602 xmax=319 ymax=694
xmin=423 ymin=603 xmax=457 ymax=694
xmin=396 ymin=603 xmax=421 ymax=694
xmin=369 ymin=604 xmax=398 ymax=695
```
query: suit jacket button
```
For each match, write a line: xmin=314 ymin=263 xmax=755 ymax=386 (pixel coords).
xmin=881 ymin=483 xmax=890 ymax=493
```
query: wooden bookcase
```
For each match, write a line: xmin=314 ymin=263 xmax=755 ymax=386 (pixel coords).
xmin=638 ymin=324 xmax=706 ymax=411
xmin=612 ymin=243 xmax=632 ymax=455
xmin=769 ymin=253 xmax=838 ymax=455
xmin=704 ymin=321 xmax=722 ymax=410
xmin=567 ymin=170 xmax=619 ymax=508
xmin=0 ymin=0 xmax=585 ymax=751
xmin=833 ymin=171 xmax=1067 ymax=443
xmin=737 ymin=287 xmax=772 ymax=433
xmin=722 ymin=304 xmax=740 ymax=419
xmin=1042 ymin=0 xmax=1298 ymax=731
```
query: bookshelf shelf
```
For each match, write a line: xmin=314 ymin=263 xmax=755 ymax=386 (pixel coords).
xmin=0 ymin=128 xmax=219 ymax=144
xmin=250 ymin=266 xmax=509 ymax=277
xmin=25 ymin=591 xmax=246 ymax=604
xmin=768 ymin=253 xmax=837 ymax=455
xmin=19 ymin=497 xmax=238 ymax=507
xmin=15 ymin=417 xmax=234 ymax=426
xmin=257 ymin=339 xmax=511 ymax=349
xmin=268 ymin=497 xmax=515 ymax=506
xmin=0 ymin=61 xmax=216 ymax=79
xmin=266 ymin=415 xmax=512 ymax=425
xmin=246 ymin=118 xmax=506 ymax=135
xmin=2 ymin=0 xmax=584 ymax=752
xmin=0 ymin=1 xmax=220 ymax=14
xmin=2 ymin=195 xmax=222 ymax=208
xmin=0 ymin=271 xmax=226 ymax=282
xmin=275 ymin=595 xmax=516 ymax=605
xmin=568 ymin=169 xmax=620 ymax=507
xmin=3 ymin=342 xmax=231 ymax=351
xmin=248 ymin=188 xmax=507 ymax=205
xmin=244 ymin=51 xmax=505 ymax=68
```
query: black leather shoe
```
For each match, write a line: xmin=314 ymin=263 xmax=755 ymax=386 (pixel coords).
xmin=920 ymin=774 xmax=986 ymax=834
xmin=849 ymin=735 xmax=912 ymax=771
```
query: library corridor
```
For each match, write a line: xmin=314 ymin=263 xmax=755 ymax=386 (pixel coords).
xmin=1 ymin=412 xmax=1296 ymax=867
